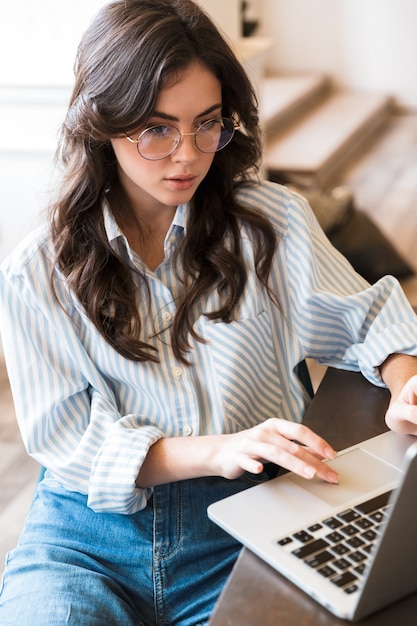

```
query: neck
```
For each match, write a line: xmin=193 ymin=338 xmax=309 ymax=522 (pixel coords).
xmin=124 ymin=209 xmax=176 ymax=271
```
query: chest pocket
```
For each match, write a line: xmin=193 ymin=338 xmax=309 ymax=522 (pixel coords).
xmin=204 ymin=310 xmax=283 ymax=430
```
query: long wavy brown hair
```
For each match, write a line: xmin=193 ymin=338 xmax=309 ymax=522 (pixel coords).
xmin=51 ymin=0 xmax=278 ymax=364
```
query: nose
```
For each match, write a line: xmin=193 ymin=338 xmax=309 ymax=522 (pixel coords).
xmin=171 ymin=132 xmax=199 ymax=162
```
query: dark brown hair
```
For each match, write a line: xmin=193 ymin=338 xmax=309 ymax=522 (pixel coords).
xmin=51 ymin=0 xmax=277 ymax=364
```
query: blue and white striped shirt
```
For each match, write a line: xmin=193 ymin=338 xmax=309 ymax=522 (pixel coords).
xmin=2 ymin=180 xmax=417 ymax=514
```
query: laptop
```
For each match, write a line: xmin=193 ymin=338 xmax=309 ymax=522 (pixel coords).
xmin=208 ymin=431 xmax=417 ymax=621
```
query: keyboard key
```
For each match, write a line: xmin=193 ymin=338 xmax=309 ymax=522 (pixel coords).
xmin=318 ymin=565 xmax=337 ymax=578
xmin=341 ymin=524 xmax=359 ymax=537
xmin=293 ymin=530 xmax=314 ymax=543
xmin=323 ymin=517 xmax=343 ymax=529
xmin=345 ymin=584 xmax=359 ymax=594
xmin=331 ymin=571 xmax=358 ymax=588
xmin=292 ymin=538 xmax=329 ymax=559
xmin=361 ymin=529 xmax=377 ymax=542
xmin=326 ymin=531 xmax=344 ymax=543
xmin=356 ymin=517 xmax=374 ymax=530
xmin=347 ymin=536 xmax=365 ymax=549
xmin=338 ymin=509 xmax=361 ymax=523
xmin=370 ymin=511 xmax=385 ymax=523
xmin=305 ymin=550 xmax=334 ymax=568
xmin=355 ymin=491 xmax=392 ymax=515
xmin=331 ymin=543 xmax=350 ymax=556
xmin=333 ymin=557 xmax=351 ymax=570
xmin=308 ymin=523 xmax=323 ymax=533
xmin=349 ymin=550 xmax=367 ymax=563
xmin=278 ymin=536 xmax=293 ymax=546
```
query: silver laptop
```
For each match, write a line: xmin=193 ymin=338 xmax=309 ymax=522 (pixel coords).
xmin=208 ymin=431 xmax=417 ymax=621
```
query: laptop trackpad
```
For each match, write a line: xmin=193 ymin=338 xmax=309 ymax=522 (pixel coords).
xmin=288 ymin=448 xmax=401 ymax=507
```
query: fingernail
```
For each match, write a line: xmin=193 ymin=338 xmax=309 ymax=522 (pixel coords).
xmin=303 ymin=466 xmax=316 ymax=479
xmin=327 ymin=470 xmax=339 ymax=484
xmin=325 ymin=447 xmax=336 ymax=459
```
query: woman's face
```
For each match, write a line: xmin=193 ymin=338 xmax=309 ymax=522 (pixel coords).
xmin=111 ymin=61 xmax=222 ymax=221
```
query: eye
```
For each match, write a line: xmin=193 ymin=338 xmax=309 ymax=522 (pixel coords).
xmin=147 ymin=124 xmax=173 ymax=138
xmin=199 ymin=118 xmax=221 ymax=132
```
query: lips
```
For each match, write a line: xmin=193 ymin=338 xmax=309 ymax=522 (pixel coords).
xmin=164 ymin=174 xmax=197 ymax=191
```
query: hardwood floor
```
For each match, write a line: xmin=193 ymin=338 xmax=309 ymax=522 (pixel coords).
xmin=1 ymin=112 xmax=417 ymax=574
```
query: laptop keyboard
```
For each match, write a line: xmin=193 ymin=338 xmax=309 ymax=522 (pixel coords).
xmin=277 ymin=491 xmax=393 ymax=594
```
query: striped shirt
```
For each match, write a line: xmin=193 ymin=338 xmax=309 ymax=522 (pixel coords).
xmin=1 ymin=180 xmax=417 ymax=514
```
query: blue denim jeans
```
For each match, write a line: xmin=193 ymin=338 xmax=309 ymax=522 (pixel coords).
xmin=0 ymin=472 xmax=252 ymax=625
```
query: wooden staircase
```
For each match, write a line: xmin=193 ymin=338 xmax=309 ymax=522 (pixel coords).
xmin=260 ymin=74 xmax=393 ymax=189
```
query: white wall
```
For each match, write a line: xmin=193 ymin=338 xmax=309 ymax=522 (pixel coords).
xmin=196 ymin=0 xmax=242 ymax=41
xmin=0 ymin=1 xmax=106 ymax=264
xmin=260 ymin=0 xmax=417 ymax=109
xmin=0 ymin=87 xmax=67 ymax=261
xmin=338 ymin=0 xmax=417 ymax=108
xmin=0 ymin=1 xmax=106 ymax=87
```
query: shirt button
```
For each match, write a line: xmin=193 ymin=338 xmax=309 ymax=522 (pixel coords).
xmin=162 ymin=311 xmax=172 ymax=323
xmin=173 ymin=366 xmax=183 ymax=378
xmin=183 ymin=425 xmax=193 ymax=436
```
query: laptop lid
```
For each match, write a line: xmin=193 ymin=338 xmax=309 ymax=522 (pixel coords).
xmin=208 ymin=431 xmax=417 ymax=620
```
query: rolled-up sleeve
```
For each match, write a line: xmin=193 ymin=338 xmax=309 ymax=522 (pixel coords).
xmin=0 ymin=238 xmax=165 ymax=514
xmin=238 ymin=181 xmax=417 ymax=390
xmin=281 ymin=187 xmax=417 ymax=384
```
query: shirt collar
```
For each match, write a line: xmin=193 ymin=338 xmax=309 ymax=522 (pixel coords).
xmin=103 ymin=199 xmax=125 ymax=247
xmin=103 ymin=198 xmax=189 ymax=254
xmin=172 ymin=201 xmax=188 ymax=231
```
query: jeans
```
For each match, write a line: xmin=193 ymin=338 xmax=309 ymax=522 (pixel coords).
xmin=0 ymin=472 xmax=252 ymax=625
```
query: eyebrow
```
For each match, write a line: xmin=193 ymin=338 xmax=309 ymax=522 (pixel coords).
xmin=151 ymin=103 xmax=223 ymax=122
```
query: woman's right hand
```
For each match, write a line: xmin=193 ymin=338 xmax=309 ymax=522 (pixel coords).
xmin=136 ymin=418 xmax=339 ymax=488
xmin=212 ymin=418 xmax=339 ymax=484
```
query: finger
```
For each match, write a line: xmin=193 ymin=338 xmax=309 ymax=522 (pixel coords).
xmin=265 ymin=418 xmax=337 ymax=460
xmin=236 ymin=454 xmax=265 ymax=475
xmin=400 ymin=375 xmax=417 ymax=404
xmin=244 ymin=439 xmax=339 ymax=484
xmin=272 ymin=444 xmax=339 ymax=484
xmin=385 ymin=403 xmax=417 ymax=435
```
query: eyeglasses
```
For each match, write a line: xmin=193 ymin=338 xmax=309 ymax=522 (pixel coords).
xmin=125 ymin=116 xmax=239 ymax=160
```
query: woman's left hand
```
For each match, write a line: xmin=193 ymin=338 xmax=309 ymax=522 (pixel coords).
xmin=385 ymin=374 xmax=417 ymax=435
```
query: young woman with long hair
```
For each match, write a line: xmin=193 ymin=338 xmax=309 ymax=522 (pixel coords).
xmin=2 ymin=1 xmax=417 ymax=624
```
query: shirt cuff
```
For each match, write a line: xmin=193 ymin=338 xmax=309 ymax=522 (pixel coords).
xmin=87 ymin=423 xmax=165 ymax=514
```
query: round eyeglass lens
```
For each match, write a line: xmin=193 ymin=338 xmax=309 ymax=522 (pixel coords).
xmin=138 ymin=125 xmax=179 ymax=160
xmin=195 ymin=117 xmax=235 ymax=153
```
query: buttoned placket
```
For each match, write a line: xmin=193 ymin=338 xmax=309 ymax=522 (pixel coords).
xmin=154 ymin=301 xmax=196 ymax=438
xmin=153 ymin=231 xmax=198 ymax=439
xmin=106 ymin=202 xmax=197 ymax=438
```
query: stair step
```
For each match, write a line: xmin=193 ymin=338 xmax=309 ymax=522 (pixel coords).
xmin=260 ymin=74 xmax=330 ymax=131
xmin=265 ymin=91 xmax=393 ymax=188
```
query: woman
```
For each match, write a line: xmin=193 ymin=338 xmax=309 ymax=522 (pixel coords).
xmin=1 ymin=1 xmax=417 ymax=624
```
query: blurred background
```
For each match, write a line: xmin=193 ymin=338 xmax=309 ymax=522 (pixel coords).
xmin=1 ymin=0 xmax=416 ymax=263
